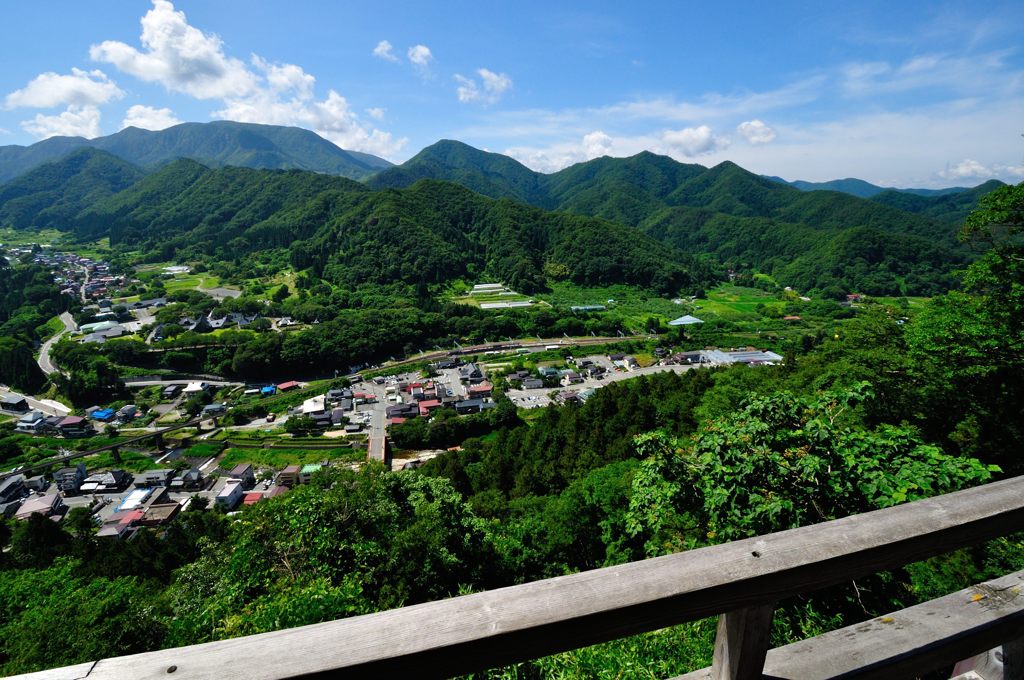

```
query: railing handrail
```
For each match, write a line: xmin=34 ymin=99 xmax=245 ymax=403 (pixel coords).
xmin=18 ymin=476 xmax=1024 ymax=680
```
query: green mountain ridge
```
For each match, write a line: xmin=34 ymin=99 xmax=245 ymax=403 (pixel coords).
xmin=0 ymin=151 xmax=710 ymax=296
xmin=0 ymin=121 xmax=392 ymax=183
xmin=368 ymin=141 xmax=988 ymax=295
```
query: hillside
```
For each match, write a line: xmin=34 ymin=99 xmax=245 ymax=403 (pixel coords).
xmin=0 ymin=148 xmax=144 ymax=230
xmin=369 ymin=141 xmax=989 ymax=294
xmin=765 ymin=175 xmax=980 ymax=199
xmin=870 ymin=179 xmax=1007 ymax=226
xmin=0 ymin=121 xmax=392 ymax=182
xmin=0 ymin=156 xmax=710 ymax=295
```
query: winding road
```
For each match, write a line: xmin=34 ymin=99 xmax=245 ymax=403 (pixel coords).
xmin=37 ymin=312 xmax=77 ymax=377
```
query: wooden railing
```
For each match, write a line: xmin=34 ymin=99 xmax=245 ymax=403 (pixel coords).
xmin=19 ymin=476 xmax=1024 ymax=680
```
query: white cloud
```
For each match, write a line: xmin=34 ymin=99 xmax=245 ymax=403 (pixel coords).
xmin=737 ymin=119 xmax=776 ymax=145
xmin=456 ymin=68 xmax=513 ymax=105
xmin=408 ymin=44 xmax=433 ymax=72
xmin=90 ymin=0 xmax=258 ymax=99
xmin=661 ymin=125 xmax=729 ymax=156
xmin=841 ymin=51 xmax=1024 ymax=98
xmin=5 ymin=68 xmax=123 ymax=109
xmin=214 ymin=90 xmax=405 ymax=158
xmin=90 ymin=0 xmax=403 ymax=159
xmin=373 ymin=40 xmax=398 ymax=62
xmin=121 ymin=104 xmax=182 ymax=130
xmin=365 ymin=107 xmax=385 ymax=120
xmin=21 ymin=105 xmax=102 ymax=139
xmin=252 ymin=56 xmax=314 ymax=100
xmin=939 ymin=159 xmax=993 ymax=180
xmin=505 ymin=130 xmax=620 ymax=172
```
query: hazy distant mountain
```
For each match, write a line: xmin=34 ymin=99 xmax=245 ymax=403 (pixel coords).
xmin=763 ymin=175 xmax=983 ymax=199
xmin=0 ymin=121 xmax=392 ymax=183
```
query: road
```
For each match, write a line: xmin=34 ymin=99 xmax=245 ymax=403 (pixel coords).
xmin=37 ymin=312 xmax=77 ymax=376
xmin=0 ymin=387 xmax=71 ymax=418
xmin=505 ymin=362 xmax=698 ymax=409
xmin=123 ymin=378 xmax=243 ymax=387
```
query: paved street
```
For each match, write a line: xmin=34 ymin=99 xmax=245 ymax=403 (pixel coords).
xmin=0 ymin=386 xmax=71 ymax=417
xmin=37 ymin=311 xmax=76 ymax=376
xmin=505 ymin=360 xmax=696 ymax=408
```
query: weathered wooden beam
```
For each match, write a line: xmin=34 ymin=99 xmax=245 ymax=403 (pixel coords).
xmin=7 ymin=661 xmax=96 ymax=680
xmin=678 ymin=569 xmax=1024 ymax=680
xmin=710 ymin=604 xmax=774 ymax=680
xmin=18 ymin=476 xmax=1024 ymax=680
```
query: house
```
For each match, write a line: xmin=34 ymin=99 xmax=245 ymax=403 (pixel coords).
xmin=386 ymin=403 xmax=419 ymax=419
xmin=0 ymin=474 xmax=26 ymax=503
xmin=139 ymin=502 xmax=181 ymax=527
xmin=57 ymin=415 xmax=92 ymax=437
xmin=344 ymin=423 xmax=362 ymax=433
xmin=339 ymin=398 xmax=353 ymax=412
xmin=454 ymin=399 xmax=485 ymax=415
xmin=418 ymin=399 xmax=442 ymax=417
xmin=299 ymin=464 xmax=322 ymax=485
xmin=434 ymin=358 xmax=459 ymax=370
xmin=115 ymin=487 xmax=160 ymax=512
xmin=15 ymin=410 xmax=47 ymax=434
xmin=459 ymin=363 xmax=484 ymax=384
xmin=277 ymin=465 xmax=301 ymax=487
xmin=509 ymin=370 xmax=531 ymax=381
xmin=162 ymin=384 xmax=182 ymax=399
xmin=80 ymin=470 xmax=132 ymax=493
xmin=216 ymin=480 xmax=244 ymax=510
xmin=277 ymin=380 xmax=300 ymax=392
xmin=330 ymin=408 xmax=347 ymax=426
xmin=169 ymin=468 xmax=204 ymax=491
xmin=555 ymin=391 xmax=581 ymax=405
xmin=135 ymin=469 xmax=174 ymax=488
xmin=468 ymin=382 xmax=493 ymax=399
xmin=24 ymin=475 xmax=48 ymax=492
xmin=182 ymin=381 xmax=209 ymax=396
xmin=522 ymin=378 xmax=544 ymax=390
xmin=310 ymin=412 xmax=332 ymax=428
xmin=89 ymin=408 xmax=115 ymax=422
xmin=14 ymin=494 xmax=65 ymax=521
xmin=242 ymin=491 xmax=265 ymax=506
xmin=202 ymin=403 xmax=227 ymax=416
xmin=260 ymin=385 xmax=277 ymax=397
xmin=54 ymin=464 xmax=86 ymax=495
xmin=561 ymin=372 xmax=584 ymax=386
xmin=300 ymin=396 xmax=326 ymax=415
xmin=537 ymin=366 xmax=559 ymax=378
xmin=1 ymin=395 xmax=29 ymax=412
xmin=668 ymin=315 xmax=704 ymax=326
xmin=97 ymin=511 xmax=141 ymax=539
xmin=228 ymin=464 xmax=256 ymax=490
xmin=117 ymin=404 xmax=139 ymax=420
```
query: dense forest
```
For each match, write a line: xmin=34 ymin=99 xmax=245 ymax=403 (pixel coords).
xmin=0 ymin=253 xmax=70 ymax=391
xmin=0 ymin=138 xmax=1002 ymax=298
xmin=1 ymin=182 xmax=1022 ymax=676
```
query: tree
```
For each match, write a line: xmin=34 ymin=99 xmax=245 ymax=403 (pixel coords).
xmin=627 ymin=383 xmax=996 ymax=555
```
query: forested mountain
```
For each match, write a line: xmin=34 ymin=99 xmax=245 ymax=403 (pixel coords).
xmin=369 ymin=141 xmax=991 ymax=295
xmin=0 ymin=148 xmax=144 ymax=230
xmin=0 ymin=156 xmax=710 ymax=295
xmin=870 ymin=179 xmax=1007 ymax=226
xmin=764 ymin=175 xmax=978 ymax=198
xmin=367 ymin=140 xmax=546 ymax=204
xmin=0 ymin=121 xmax=392 ymax=183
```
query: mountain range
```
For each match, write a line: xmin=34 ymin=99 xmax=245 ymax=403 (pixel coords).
xmin=0 ymin=126 xmax=1008 ymax=297
xmin=0 ymin=121 xmax=392 ymax=183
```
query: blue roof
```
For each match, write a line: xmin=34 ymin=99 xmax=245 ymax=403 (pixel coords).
xmin=91 ymin=409 xmax=115 ymax=420
xmin=261 ymin=386 xmax=276 ymax=394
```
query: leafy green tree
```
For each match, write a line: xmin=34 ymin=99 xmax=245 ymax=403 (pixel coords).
xmin=628 ymin=383 xmax=996 ymax=554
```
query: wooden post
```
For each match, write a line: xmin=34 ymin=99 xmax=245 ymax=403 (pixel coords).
xmin=711 ymin=604 xmax=774 ymax=680
xmin=1005 ymin=637 xmax=1024 ymax=680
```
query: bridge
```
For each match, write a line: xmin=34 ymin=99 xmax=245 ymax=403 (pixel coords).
xmin=21 ymin=475 xmax=1024 ymax=679
xmin=0 ymin=417 xmax=206 ymax=482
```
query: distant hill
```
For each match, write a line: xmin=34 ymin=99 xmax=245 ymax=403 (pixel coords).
xmin=869 ymin=179 xmax=1007 ymax=226
xmin=0 ymin=157 xmax=710 ymax=295
xmin=0 ymin=148 xmax=144 ymax=230
xmin=0 ymin=121 xmax=392 ymax=183
xmin=764 ymin=174 xmax=988 ymax=199
xmin=367 ymin=141 xmax=997 ymax=295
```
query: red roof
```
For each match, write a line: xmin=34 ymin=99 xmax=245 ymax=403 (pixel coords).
xmin=243 ymin=492 xmax=264 ymax=505
xmin=118 ymin=510 xmax=145 ymax=526
xmin=277 ymin=380 xmax=300 ymax=390
xmin=388 ymin=417 xmax=407 ymax=425
xmin=469 ymin=382 xmax=493 ymax=392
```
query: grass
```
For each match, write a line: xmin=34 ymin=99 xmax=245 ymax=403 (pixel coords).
xmin=219 ymin=447 xmax=362 ymax=469
xmin=0 ymin=227 xmax=64 ymax=246
xmin=695 ymin=285 xmax=778 ymax=320
xmin=35 ymin=315 xmax=66 ymax=341
xmin=85 ymin=450 xmax=159 ymax=473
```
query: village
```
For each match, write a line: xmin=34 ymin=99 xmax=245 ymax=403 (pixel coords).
xmin=0 ymin=339 xmax=783 ymax=535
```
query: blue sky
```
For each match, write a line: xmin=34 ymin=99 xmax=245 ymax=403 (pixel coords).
xmin=1 ymin=1 xmax=1022 ymax=187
